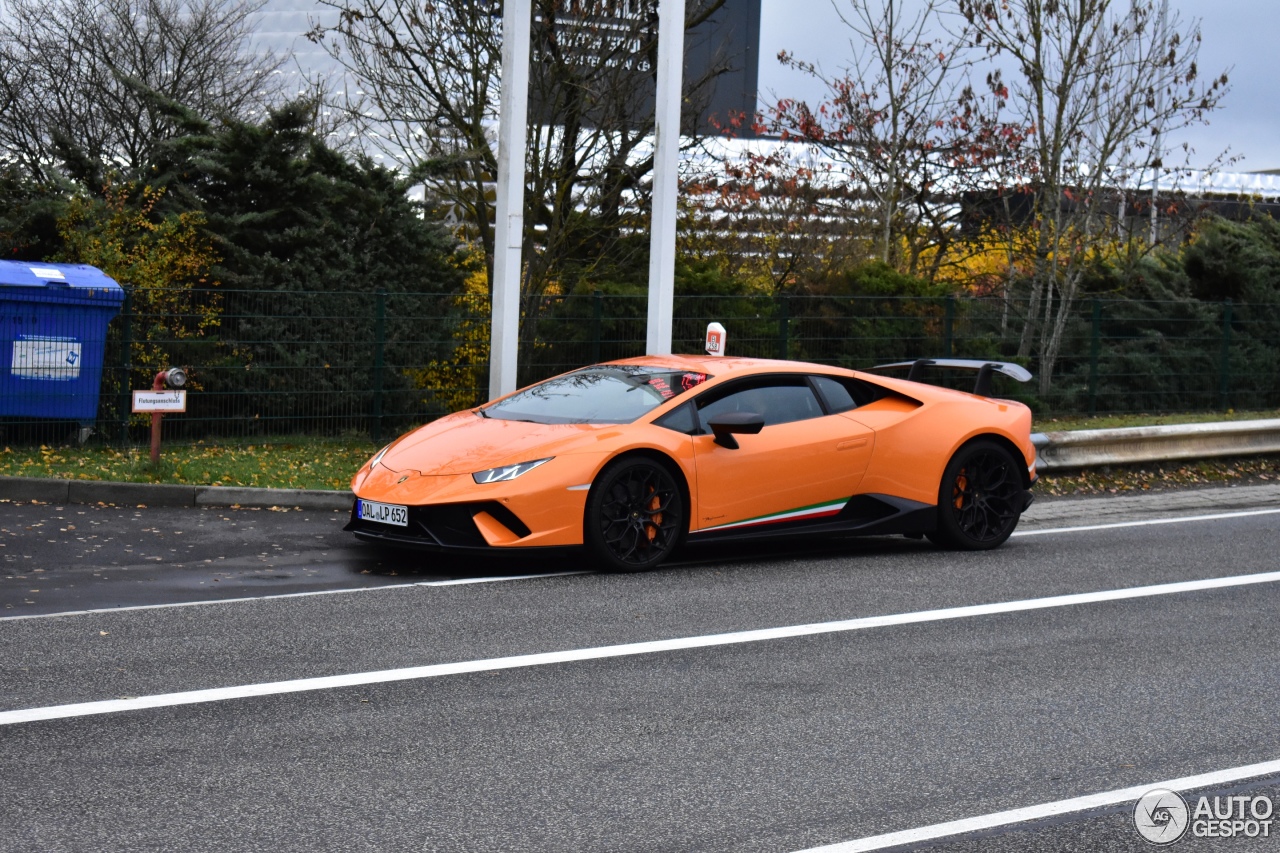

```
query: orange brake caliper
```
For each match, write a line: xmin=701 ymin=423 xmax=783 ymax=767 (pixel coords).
xmin=953 ymin=471 xmax=968 ymax=510
xmin=646 ymin=492 xmax=663 ymax=541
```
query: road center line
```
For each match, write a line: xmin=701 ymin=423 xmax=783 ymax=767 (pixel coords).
xmin=0 ymin=571 xmax=592 ymax=622
xmin=4 ymin=568 xmax=1280 ymax=727
xmin=790 ymin=758 xmax=1280 ymax=852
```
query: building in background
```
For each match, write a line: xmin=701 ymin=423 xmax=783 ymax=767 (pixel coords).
xmin=249 ymin=0 xmax=760 ymax=141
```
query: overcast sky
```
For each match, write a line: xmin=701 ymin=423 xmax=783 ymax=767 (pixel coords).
xmin=757 ymin=0 xmax=1277 ymax=171
xmin=263 ymin=0 xmax=1273 ymax=172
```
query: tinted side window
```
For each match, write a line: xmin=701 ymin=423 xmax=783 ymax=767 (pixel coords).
xmin=811 ymin=376 xmax=857 ymax=413
xmin=811 ymin=374 xmax=884 ymax=411
xmin=697 ymin=379 xmax=824 ymax=430
xmin=654 ymin=402 xmax=697 ymax=434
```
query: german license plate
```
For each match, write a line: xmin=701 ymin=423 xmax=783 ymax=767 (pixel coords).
xmin=358 ymin=499 xmax=408 ymax=527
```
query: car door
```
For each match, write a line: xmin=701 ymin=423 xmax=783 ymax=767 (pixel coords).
xmin=688 ymin=374 xmax=875 ymax=533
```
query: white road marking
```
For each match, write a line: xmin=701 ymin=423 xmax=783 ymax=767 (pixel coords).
xmin=422 ymin=571 xmax=591 ymax=586
xmin=791 ymin=758 xmax=1280 ymax=852
xmin=8 ymin=504 xmax=1278 ymax=624
xmin=4 ymin=506 xmax=1277 ymax=624
xmin=4 ymin=569 xmax=1280 ymax=727
xmin=1014 ymin=507 xmax=1280 ymax=537
xmin=0 ymin=571 xmax=590 ymax=622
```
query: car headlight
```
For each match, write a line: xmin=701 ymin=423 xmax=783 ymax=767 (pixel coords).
xmin=473 ymin=458 xmax=552 ymax=484
xmin=368 ymin=444 xmax=392 ymax=469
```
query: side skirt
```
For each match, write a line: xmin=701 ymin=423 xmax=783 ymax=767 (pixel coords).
xmin=686 ymin=494 xmax=936 ymax=545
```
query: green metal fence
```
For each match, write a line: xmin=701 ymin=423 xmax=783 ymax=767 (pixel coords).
xmin=2 ymin=287 xmax=1277 ymax=446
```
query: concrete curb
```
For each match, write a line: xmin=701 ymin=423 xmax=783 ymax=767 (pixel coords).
xmin=1032 ymin=418 xmax=1280 ymax=471
xmin=0 ymin=476 xmax=354 ymax=510
xmin=1020 ymin=482 xmax=1280 ymax=529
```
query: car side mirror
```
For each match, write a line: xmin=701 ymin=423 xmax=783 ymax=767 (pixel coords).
xmin=708 ymin=412 xmax=765 ymax=449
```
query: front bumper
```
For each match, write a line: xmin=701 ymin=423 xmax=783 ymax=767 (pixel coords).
xmin=345 ymin=499 xmax=538 ymax=551
xmin=348 ymin=452 xmax=604 ymax=550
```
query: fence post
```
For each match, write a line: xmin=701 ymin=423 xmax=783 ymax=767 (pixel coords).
xmin=1218 ymin=298 xmax=1233 ymax=411
xmin=943 ymin=294 xmax=955 ymax=358
xmin=777 ymin=294 xmax=790 ymax=360
xmin=118 ymin=289 xmax=133 ymax=445
xmin=372 ymin=291 xmax=387 ymax=443
xmin=1088 ymin=299 xmax=1101 ymax=417
xmin=592 ymin=290 xmax=603 ymax=363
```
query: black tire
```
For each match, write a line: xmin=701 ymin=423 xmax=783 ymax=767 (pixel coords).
xmin=927 ymin=440 xmax=1025 ymax=550
xmin=584 ymin=456 xmax=686 ymax=572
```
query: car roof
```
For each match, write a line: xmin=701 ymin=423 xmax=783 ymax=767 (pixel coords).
xmin=607 ymin=354 xmax=846 ymax=379
xmin=605 ymin=354 xmax=996 ymax=407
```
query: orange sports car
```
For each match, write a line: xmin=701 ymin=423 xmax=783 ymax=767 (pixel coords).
xmin=346 ymin=355 xmax=1037 ymax=571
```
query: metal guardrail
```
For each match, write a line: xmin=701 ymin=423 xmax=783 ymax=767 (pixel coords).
xmin=1032 ymin=419 xmax=1280 ymax=471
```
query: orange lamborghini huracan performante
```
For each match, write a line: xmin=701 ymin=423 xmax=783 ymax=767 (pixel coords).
xmin=346 ymin=355 xmax=1037 ymax=572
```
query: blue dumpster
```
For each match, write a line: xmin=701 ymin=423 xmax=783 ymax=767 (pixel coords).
xmin=0 ymin=261 xmax=126 ymax=427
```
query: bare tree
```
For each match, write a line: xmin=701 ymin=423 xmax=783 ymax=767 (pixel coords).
xmin=765 ymin=0 xmax=1010 ymax=279
xmin=307 ymin=0 xmax=734 ymax=307
xmin=956 ymin=0 xmax=1229 ymax=393
xmin=0 ymin=0 xmax=285 ymax=184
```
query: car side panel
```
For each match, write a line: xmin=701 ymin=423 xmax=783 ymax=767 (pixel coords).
xmin=847 ymin=396 xmax=1035 ymax=506
xmin=689 ymin=413 xmax=874 ymax=531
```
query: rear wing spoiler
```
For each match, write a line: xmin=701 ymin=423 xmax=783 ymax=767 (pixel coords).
xmin=871 ymin=359 xmax=1032 ymax=398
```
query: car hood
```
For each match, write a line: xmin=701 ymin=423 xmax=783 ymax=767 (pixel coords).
xmin=378 ymin=411 xmax=616 ymax=475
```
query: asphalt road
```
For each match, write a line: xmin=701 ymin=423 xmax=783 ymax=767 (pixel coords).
xmin=2 ymin=485 xmax=1280 ymax=852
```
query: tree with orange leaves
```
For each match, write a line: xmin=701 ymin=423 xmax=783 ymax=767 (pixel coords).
xmin=56 ymin=180 xmax=220 ymax=389
xmin=763 ymin=0 xmax=1030 ymax=284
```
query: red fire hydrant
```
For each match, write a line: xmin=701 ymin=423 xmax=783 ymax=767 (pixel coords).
xmin=148 ymin=368 xmax=188 ymax=463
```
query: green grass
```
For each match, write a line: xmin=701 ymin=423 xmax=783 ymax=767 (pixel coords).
xmin=2 ymin=409 xmax=1279 ymax=491
xmin=1035 ymin=408 xmax=1280 ymax=432
xmin=0 ymin=438 xmax=377 ymax=491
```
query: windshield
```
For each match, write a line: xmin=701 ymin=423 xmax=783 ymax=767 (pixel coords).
xmin=483 ymin=365 xmax=711 ymax=425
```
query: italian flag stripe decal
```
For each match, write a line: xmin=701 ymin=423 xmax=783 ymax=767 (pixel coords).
xmin=700 ymin=498 xmax=849 ymax=533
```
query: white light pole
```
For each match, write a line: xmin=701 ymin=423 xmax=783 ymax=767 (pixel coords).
xmin=489 ymin=0 xmax=532 ymax=400
xmin=1149 ymin=0 xmax=1169 ymax=246
xmin=645 ymin=0 xmax=686 ymax=356
xmin=491 ymin=0 xmax=683 ymax=382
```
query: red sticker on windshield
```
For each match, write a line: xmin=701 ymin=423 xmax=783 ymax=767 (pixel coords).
xmin=681 ymin=373 xmax=708 ymax=391
xmin=648 ymin=376 xmax=674 ymax=399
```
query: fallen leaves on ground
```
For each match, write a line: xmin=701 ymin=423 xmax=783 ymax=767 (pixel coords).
xmin=1038 ymin=456 xmax=1280 ymax=497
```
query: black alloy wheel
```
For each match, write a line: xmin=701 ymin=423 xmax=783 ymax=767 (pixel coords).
xmin=584 ymin=457 xmax=685 ymax=572
xmin=928 ymin=440 xmax=1025 ymax=550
